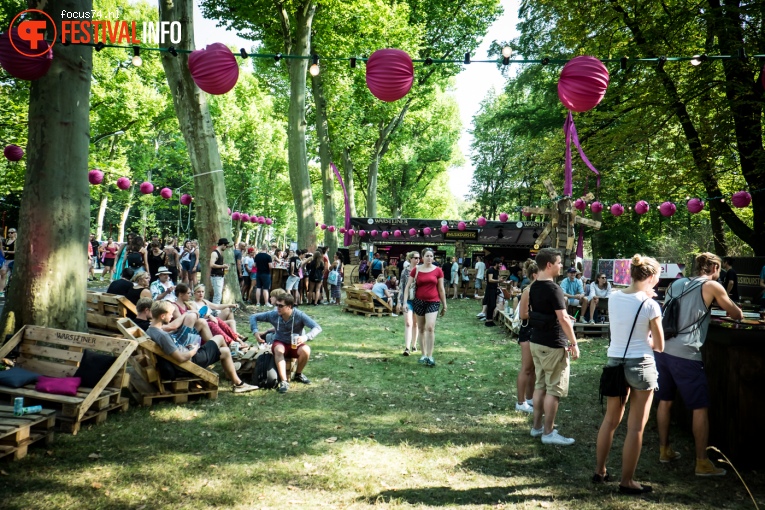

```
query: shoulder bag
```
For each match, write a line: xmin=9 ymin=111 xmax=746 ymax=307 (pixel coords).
xmin=599 ymin=299 xmax=647 ymax=405
xmin=408 ymin=266 xmax=420 ymax=301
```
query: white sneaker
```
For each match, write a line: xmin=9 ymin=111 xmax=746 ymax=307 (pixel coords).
xmin=579 ymin=317 xmax=586 ymax=323
xmin=589 ymin=319 xmax=596 ymax=324
xmin=266 ymin=303 xmax=274 ymax=308
xmin=476 ymin=312 xmax=485 ymax=318
xmin=479 ymin=317 xmax=487 ymax=322
xmin=233 ymin=382 xmax=258 ymax=393
xmin=541 ymin=430 xmax=575 ymax=446
xmin=530 ymin=426 xmax=545 ymax=437
xmin=391 ymin=313 xmax=399 ymax=317
xmin=526 ymin=399 xmax=534 ymax=407
xmin=515 ymin=402 xmax=533 ymax=413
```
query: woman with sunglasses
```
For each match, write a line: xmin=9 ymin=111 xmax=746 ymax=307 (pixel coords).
xmin=584 ymin=273 xmax=612 ymax=323
xmin=402 ymin=249 xmax=447 ymax=366
xmin=400 ymin=251 xmax=421 ymax=355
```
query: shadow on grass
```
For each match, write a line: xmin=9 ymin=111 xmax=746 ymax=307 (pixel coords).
xmin=366 ymin=485 xmax=556 ymax=506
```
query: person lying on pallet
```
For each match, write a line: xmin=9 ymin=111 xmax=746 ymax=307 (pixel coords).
xmin=249 ymin=293 xmax=322 ymax=394
xmin=148 ymin=301 xmax=258 ymax=393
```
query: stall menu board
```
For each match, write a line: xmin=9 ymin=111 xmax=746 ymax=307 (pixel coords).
xmin=582 ymin=260 xmax=593 ymax=280
xmin=598 ymin=259 xmax=615 ymax=281
xmin=613 ymin=259 xmax=632 ymax=285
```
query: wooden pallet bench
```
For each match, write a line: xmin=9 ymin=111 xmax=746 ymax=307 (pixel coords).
xmin=574 ymin=321 xmax=610 ymax=338
xmin=0 ymin=326 xmax=136 ymax=435
xmin=116 ymin=318 xmax=219 ymax=407
xmin=86 ymin=291 xmax=137 ymax=337
xmin=343 ymin=287 xmax=392 ymax=317
xmin=0 ymin=405 xmax=56 ymax=461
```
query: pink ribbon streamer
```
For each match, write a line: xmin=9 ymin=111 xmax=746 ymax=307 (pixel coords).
xmin=331 ymin=163 xmax=352 ymax=247
xmin=564 ymin=111 xmax=601 ymax=197
xmin=576 ymin=176 xmax=588 ymax=258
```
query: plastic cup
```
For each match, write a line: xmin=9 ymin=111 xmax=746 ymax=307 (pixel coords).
xmin=291 ymin=334 xmax=299 ymax=348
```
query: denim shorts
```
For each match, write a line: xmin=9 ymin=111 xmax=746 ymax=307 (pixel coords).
xmin=605 ymin=355 xmax=659 ymax=391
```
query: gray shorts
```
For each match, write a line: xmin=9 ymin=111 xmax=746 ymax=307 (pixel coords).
xmin=605 ymin=355 xmax=659 ymax=391
xmin=286 ymin=275 xmax=301 ymax=291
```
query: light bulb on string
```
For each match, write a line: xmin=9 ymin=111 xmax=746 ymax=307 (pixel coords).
xmin=131 ymin=46 xmax=142 ymax=67
xmin=501 ymin=46 xmax=512 ymax=65
xmin=690 ymin=54 xmax=707 ymax=66
xmin=309 ymin=63 xmax=320 ymax=76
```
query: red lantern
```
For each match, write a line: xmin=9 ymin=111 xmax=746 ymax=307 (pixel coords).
xmin=423 ymin=227 xmax=432 ymax=236
xmin=240 ymin=213 xmax=250 ymax=222
xmin=327 ymin=225 xmax=334 ymax=232
xmin=348 ymin=229 xmax=356 ymax=236
xmin=0 ymin=28 xmax=53 ymax=81
xmin=188 ymin=43 xmax=239 ymax=95
xmin=731 ymin=191 xmax=751 ymax=208
xmin=365 ymin=49 xmax=414 ymax=102
xmin=557 ymin=56 xmax=610 ymax=112
xmin=659 ymin=202 xmax=676 ymax=217
xmin=339 ymin=227 xmax=346 ymax=234
xmin=180 ymin=194 xmax=193 ymax=206
xmin=590 ymin=201 xmax=603 ymax=213
xmin=232 ymin=211 xmax=241 ymax=221
xmin=574 ymin=198 xmax=586 ymax=211
xmin=258 ymin=216 xmax=266 ymax=224
xmin=321 ymin=224 xmax=327 ymax=230
xmin=250 ymin=215 xmax=258 ymax=223
xmin=610 ymin=203 xmax=624 ymax=216
xmin=499 ymin=212 xmax=509 ymax=222
xmin=440 ymin=225 xmax=449 ymax=233
xmin=4 ymin=144 xmax=23 ymax=162
xmin=477 ymin=216 xmax=487 ymax=227
xmin=635 ymin=200 xmax=649 ymax=215
xmin=88 ymin=169 xmax=104 ymax=185
xmin=160 ymin=187 xmax=173 ymax=199
xmin=266 ymin=218 xmax=273 ymax=225
xmin=381 ymin=231 xmax=389 ymax=239
xmin=686 ymin=198 xmax=704 ymax=214
xmin=394 ymin=230 xmax=402 ymax=237
xmin=370 ymin=230 xmax=378 ymax=237
xmin=458 ymin=221 xmax=466 ymax=231
xmin=408 ymin=228 xmax=417 ymax=236
xmin=139 ymin=182 xmax=154 ymax=194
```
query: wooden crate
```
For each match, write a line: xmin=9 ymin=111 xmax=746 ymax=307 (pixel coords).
xmin=344 ymin=287 xmax=392 ymax=317
xmin=574 ymin=322 xmax=610 ymax=338
xmin=86 ymin=291 xmax=137 ymax=336
xmin=0 ymin=405 xmax=56 ymax=461
xmin=0 ymin=326 xmax=137 ymax=435
xmin=116 ymin=318 xmax=219 ymax=407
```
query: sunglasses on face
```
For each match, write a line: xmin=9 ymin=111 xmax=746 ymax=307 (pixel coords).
xmin=276 ymin=303 xmax=287 ymax=308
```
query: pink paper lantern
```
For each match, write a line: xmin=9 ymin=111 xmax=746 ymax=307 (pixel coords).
xmin=321 ymin=224 xmax=327 ymax=230
xmin=731 ymin=191 xmax=752 ymax=208
xmin=408 ymin=228 xmax=417 ymax=236
xmin=686 ymin=198 xmax=704 ymax=214
xmin=574 ymin=198 xmax=586 ymax=211
xmin=231 ymin=212 xmax=241 ymax=221
xmin=370 ymin=230 xmax=378 ymax=237
xmin=476 ymin=216 xmax=487 ymax=227
xmin=381 ymin=231 xmax=389 ymax=239
xmin=227 ymin=207 xmax=231 ymax=215
xmin=4 ymin=144 xmax=23 ymax=162
xmin=160 ymin=187 xmax=173 ymax=200
xmin=635 ymin=200 xmax=650 ymax=215
xmin=139 ymin=182 xmax=154 ymax=194
xmin=659 ymin=201 xmax=677 ymax=217
xmin=257 ymin=216 xmax=265 ymax=224
xmin=499 ymin=212 xmax=509 ymax=222
xmin=423 ymin=227 xmax=432 ymax=236
xmin=188 ymin=43 xmax=239 ymax=95
xmin=117 ymin=177 xmax=131 ymax=190
xmin=557 ymin=56 xmax=610 ymax=113
xmin=359 ymin=229 xmax=367 ymax=237
xmin=250 ymin=215 xmax=258 ymax=223
xmin=327 ymin=225 xmax=335 ymax=232
xmin=240 ymin=213 xmax=250 ymax=222
xmin=180 ymin=193 xmax=193 ymax=206
xmin=365 ymin=48 xmax=414 ymax=102
xmin=339 ymin=227 xmax=346 ymax=234
xmin=348 ymin=229 xmax=356 ymax=236
xmin=315 ymin=222 xmax=319 ymax=227
xmin=394 ymin=230 xmax=402 ymax=238
xmin=610 ymin=203 xmax=624 ymax=216
xmin=265 ymin=218 xmax=273 ymax=225
xmin=590 ymin=201 xmax=603 ymax=213
xmin=440 ymin=225 xmax=449 ymax=233
xmin=0 ymin=28 xmax=53 ymax=81
xmin=522 ymin=210 xmax=532 ymax=217
xmin=88 ymin=169 xmax=104 ymax=185
xmin=458 ymin=221 xmax=466 ymax=231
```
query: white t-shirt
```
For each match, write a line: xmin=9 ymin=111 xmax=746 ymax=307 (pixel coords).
xmin=475 ymin=261 xmax=486 ymax=280
xmin=589 ymin=282 xmax=612 ymax=298
xmin=607 ymin=290 xmax=662 ymax=358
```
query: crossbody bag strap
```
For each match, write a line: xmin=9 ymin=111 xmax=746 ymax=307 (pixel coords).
xmin=621 ymin=299 xmax=647 ymax=361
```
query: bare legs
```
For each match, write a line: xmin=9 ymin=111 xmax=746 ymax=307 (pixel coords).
xmin=516 ymin=341 xmax=535 ymax=404
xmin=657 ymin=400 xmax=712 ymax=461
xmin=415 ymin=312 xmax=438 ymax=358
xmin=273 ymin=343 xmax=310 ymax=382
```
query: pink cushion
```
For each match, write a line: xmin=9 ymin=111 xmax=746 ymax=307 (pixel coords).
xmin=35 ymin=376 xmax=81 ymax=396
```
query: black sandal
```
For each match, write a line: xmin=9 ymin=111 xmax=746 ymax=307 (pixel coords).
xmin=618 ymin=484 xmax=652 ymax=495
xmin=592 ymin=472 xmax=610 ymax=483
xmin=403 ymin=348 xmax=410 ymax=356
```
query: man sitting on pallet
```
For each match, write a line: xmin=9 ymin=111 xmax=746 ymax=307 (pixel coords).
xmin=249 ymin=293 xmax=322 ymax=394
xmin=560 ymin=267 xmax=588 ymax=323
xmin=147 ymin=301 xmax=258 ymax=393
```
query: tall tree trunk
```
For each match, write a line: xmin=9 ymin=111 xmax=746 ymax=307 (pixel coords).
xmin=117 ymin=190 xmax=132 ymax=243
xmin=96 ymin=193 xmax=108 ymax=241
xmin=342 ymin=147 xmax=357 ymax=217
xmin=365 ymin=101 xmax=411 ymax=218
xmin=159 ymin=0 xmax=240 ymax=303
xmin=710 ymin=206 xmax=728 ymax=255
xmin=311 ymin=73 xmax=337 ymax=254
xmin=278 ymin=1 xmax=318 ymax=251
xmin=1 ymin=0 xmax=92 ymax=335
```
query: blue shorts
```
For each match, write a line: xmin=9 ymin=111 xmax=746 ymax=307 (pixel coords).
xmin=605 ymin=355 xmax=659 ymax=391
xmin=655 ymin=352 xmax=710 ymax=409
xmin=256 ymin=273 xmax=272 ymax=290
xmin=181 ymin=260 xmax=192 ymax=271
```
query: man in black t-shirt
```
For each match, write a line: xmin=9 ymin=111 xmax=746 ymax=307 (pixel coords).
xmin=133 ymin=297 xmax=153 ymax=331
xmin=253 ymin=244 xmax=273 ymax=307
xmin=106 ymin=267 xmax=135 ymax=296
xmin=483 ymin=258 xmax=503 ymax=327
xmin=524 ymin=248 xmax=579 ymax=446
xmin=722 ymin=257 xmax=739 ymax=302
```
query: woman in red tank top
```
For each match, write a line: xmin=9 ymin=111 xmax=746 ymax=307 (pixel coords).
xmin=402 ymin=249 xmax=447 ymax=367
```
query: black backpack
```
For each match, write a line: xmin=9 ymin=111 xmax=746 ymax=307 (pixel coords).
xmin=662 ymin=278 xmax=708 ymax=340
xmin=252 ymin=352 xmax=279 ymax=389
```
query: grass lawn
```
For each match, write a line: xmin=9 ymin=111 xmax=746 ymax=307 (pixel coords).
xmin=1 ymin=297 xmax=763 ymax=509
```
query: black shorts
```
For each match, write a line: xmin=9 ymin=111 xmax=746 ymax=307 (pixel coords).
xmin=103 ymin=258 xmax=115 ymax=267
xmin=518 ymin=324 xmax=533 ymax=343
xmin=156 ymin=341 xmax=220 ymax=380
xmin=411 ymin=299 xmax=440 ymax=316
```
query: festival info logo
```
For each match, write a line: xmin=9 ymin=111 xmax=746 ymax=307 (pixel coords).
xmin=8 ymin=9 xmax=182 ymax=54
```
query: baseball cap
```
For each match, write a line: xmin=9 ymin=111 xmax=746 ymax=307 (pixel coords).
xmin=217 ymin=238 xmax=231 ymax=246
xmin=567 ymin=267 xmax=577 ymax=274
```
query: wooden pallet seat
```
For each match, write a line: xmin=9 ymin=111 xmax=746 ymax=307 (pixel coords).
xmin=116 ymin=318 xmax=219 ymax=406
xmin=343 ymin=287 xmax=393 ymax=317
xmin=0 ymin=326 xmax=136 ymax=435
xmin=86 ymin=291 xmax=137 ymax=336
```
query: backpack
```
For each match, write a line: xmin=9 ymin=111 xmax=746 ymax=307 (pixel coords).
xmin=252 ymin=351 xmax=279 ymax=389
xmin=327 ymin=269 xmax=339 ymax=286
xmin=359 ymin=260 xmax=368 ymax=275
xmin=662 ymin=278 xmax=708 ymax=340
